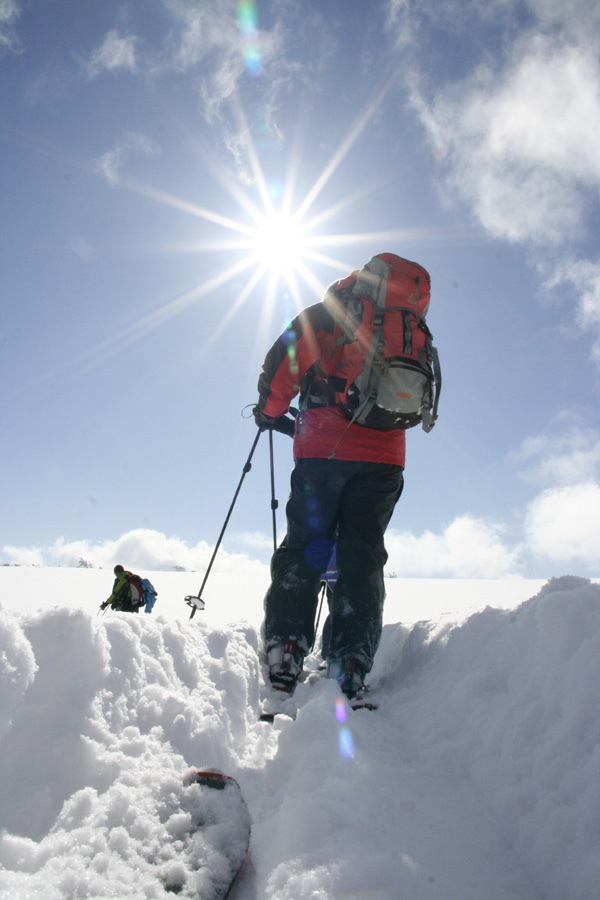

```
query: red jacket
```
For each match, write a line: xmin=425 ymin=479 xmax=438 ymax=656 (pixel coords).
xmin=258 ymin=300 xmax=406 ymax=467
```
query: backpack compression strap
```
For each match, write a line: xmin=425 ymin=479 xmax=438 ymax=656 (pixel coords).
xmin=421 ymin=341 xmax=441 ymax=432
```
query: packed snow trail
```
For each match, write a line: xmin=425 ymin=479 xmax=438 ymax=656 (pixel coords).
xmin=235 ymin=676 xmax=533 ymax=897
xmin=233 ymin=576 xmax=600 ymax=900
xmin=238 ymin=683 xmax=540 ymax=900
xmin=0 ymin=574 xmax=599 ymax=899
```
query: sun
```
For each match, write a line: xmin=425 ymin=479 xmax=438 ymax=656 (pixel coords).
xmin=110 ymin=86 xmax=442 ymax=364
xmin=251 ymin=211 xmax=308 ymax=276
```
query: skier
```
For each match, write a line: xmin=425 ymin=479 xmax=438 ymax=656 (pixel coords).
xmin=100 ymin=565 xmax=147 ymax=614
xmin=254 ymin=255 xmax=413 ymax=699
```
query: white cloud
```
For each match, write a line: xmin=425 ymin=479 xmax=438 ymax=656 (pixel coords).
xmin=545 ymin=258 xmax=600 ymax=356
xmin=512 ymin=426 xmax=600 ymax=569
xmin=524 ymin=0 xmax=600 ymax=40
xmin=87 ymin=29 xmax=139 ymax=78
xmin=0 ymin=0 xmax=21 ymax=53
xmin=1 ymin=528 xmax=269 ymax=575
xmin=91 ymin=132 xmax=159 ymax=186
xmin=3 ymin=511 xmax=597 ymax=578
xmin=230 ymin=531 xmax=274 ymax=551
xmin=385 ymin=515 xmax=521 ymax=578
xmin=402 ymin=5 xmax=600 ymax=356
xmin=415 ymin=35 xmax=600 ymax=246
xmin=164 ymin=0 xmax=237 ymax=72
xmin=524 ymin=482 xmax=600 ymax=567
xmin=2 ymin=519 xmax=522 ymax=578
xmin=1 ymin=545 xmax=43 ymax=567
xmin=513 ymin=428 xmax=600 ymax=488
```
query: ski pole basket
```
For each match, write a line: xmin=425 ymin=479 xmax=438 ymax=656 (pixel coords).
xmin=185 ymin=429 xmax=262 ymax=619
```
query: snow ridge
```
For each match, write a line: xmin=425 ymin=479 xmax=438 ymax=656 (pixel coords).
xmin=0 ymin=574 xmax=599 ymax=899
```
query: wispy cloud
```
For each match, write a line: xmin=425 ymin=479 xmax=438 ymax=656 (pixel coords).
xmin=79 ymin=2 xmax=325 ymax=182
xmin=0 ymin=0 xmax=21 ymax=53
xmin=91 ymin=132 xmax=159 ymax=185
xmin=159 ymin=0 xmax=286 ymax=119
xmin=513 ymin=427 xmax=600 ymax=488
xmin=545 ymin=258 xmax=600 ymax=357
xmin=155 ymin=0 xmax=329 ymax=177
xmin=86 ymin=28 xmax=139 ymax=78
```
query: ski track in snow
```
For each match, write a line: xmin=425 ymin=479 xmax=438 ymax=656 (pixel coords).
xmin=0 ymin=571 xmax=599 ymax=899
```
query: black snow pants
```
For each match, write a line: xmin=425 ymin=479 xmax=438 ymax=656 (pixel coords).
xmin=263 ymin=457 xmax=404 ymax=674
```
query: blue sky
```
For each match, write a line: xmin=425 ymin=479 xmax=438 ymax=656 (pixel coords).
xmin=1 ymin=0 xmax=599 ymax=578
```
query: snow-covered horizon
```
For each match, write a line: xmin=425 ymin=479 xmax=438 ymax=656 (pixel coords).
xmin=0 ymin=564 xmax=562 ymax=631
xmin=1 ymin=567 xmax=599 ymax=899
xmin=3 ymin=517 xmax=599 ymax=580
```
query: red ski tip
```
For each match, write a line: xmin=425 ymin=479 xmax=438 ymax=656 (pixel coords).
xmin=190 ymin=770 xmax=236 ymax=790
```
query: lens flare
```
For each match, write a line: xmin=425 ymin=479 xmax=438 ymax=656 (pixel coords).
xmin=334 ymin=697 xmax=354 ymax=758
xmin=339 ymin=726 xmax=354 ymax=759
xmin=237 ymin=0 xmax=261 ymax=76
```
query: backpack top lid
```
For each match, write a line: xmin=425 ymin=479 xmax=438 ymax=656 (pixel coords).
xmin=352 ymin=253 xmax=431 ymax=317
xmin=323 ymin=269 xmax=359 ymax=299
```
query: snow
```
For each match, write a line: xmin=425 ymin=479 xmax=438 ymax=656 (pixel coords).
xmin=0 ymin=568 xmax=599 ymax=899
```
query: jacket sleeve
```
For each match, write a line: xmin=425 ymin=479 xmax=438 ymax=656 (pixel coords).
xmin=257 ymin=302 xmax=333 ymax=417
xmin=106 ymin=574 xmax=128 ymax=606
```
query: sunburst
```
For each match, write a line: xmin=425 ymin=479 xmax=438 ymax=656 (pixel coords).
xmin=94 ymin=85 xmax=451 ymax=370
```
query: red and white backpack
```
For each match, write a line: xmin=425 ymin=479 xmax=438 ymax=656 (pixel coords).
xmin=321 ymin=253 xmax=441 ymax=432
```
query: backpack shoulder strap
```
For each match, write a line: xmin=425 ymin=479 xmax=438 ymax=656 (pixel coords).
xmin=343 ymin=305 xmax=384 ymax=426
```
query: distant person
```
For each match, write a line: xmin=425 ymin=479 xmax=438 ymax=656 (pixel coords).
xmin=253 ymin=253 xmax=438 ymax=699
xmin=100 ymin=565 xmax=157 ymax=614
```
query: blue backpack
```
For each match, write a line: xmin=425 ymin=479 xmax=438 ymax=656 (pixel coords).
xmin=140 ymin=578 xmax=158 ymax=614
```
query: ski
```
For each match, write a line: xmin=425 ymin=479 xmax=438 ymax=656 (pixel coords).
xmin=349 ymin=699 xmax=378 ymax=712
xmin=159 ymin=768 xmax=251 ymax=900
xmin=260 ymin=698 xmax=377 ymax=721
xmin=259 ymin=654 xmax=380 ymax=721
xmin=259 ymin=692 xmax=298 ymax=723
xmin=259 ymin=710 xmax=294 ymax=723
xmin=259 ymin=686 xmax=378 ymax=721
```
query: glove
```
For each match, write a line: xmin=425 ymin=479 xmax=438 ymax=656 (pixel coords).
xmin=253 ymin=406 xmax=274 ymax=431
xmin=274 ymin=415 xmax=296 ymax=438
xmin=253 ymin=406 xmax=296 ymax=438
xmin=100 ymin=600 xmax=110 ymax=610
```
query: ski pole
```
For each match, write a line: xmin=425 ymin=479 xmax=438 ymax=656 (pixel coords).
xmin=311 ymin=582 xmax=327 ymax=652
xmin=185 ymin=428 xmax=262 ymax=619
xmin=269 ymin=429 xmax=278 ymax=551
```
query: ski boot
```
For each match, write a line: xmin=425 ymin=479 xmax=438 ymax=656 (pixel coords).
xmin=267 ymin=639 xmax=304 ymax=693
xmin=327 ymin=657 xmax=365 ymax=700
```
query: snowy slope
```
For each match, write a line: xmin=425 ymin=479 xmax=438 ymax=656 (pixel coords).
xmin=0 ymin=569 xmax=599 ymax=899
